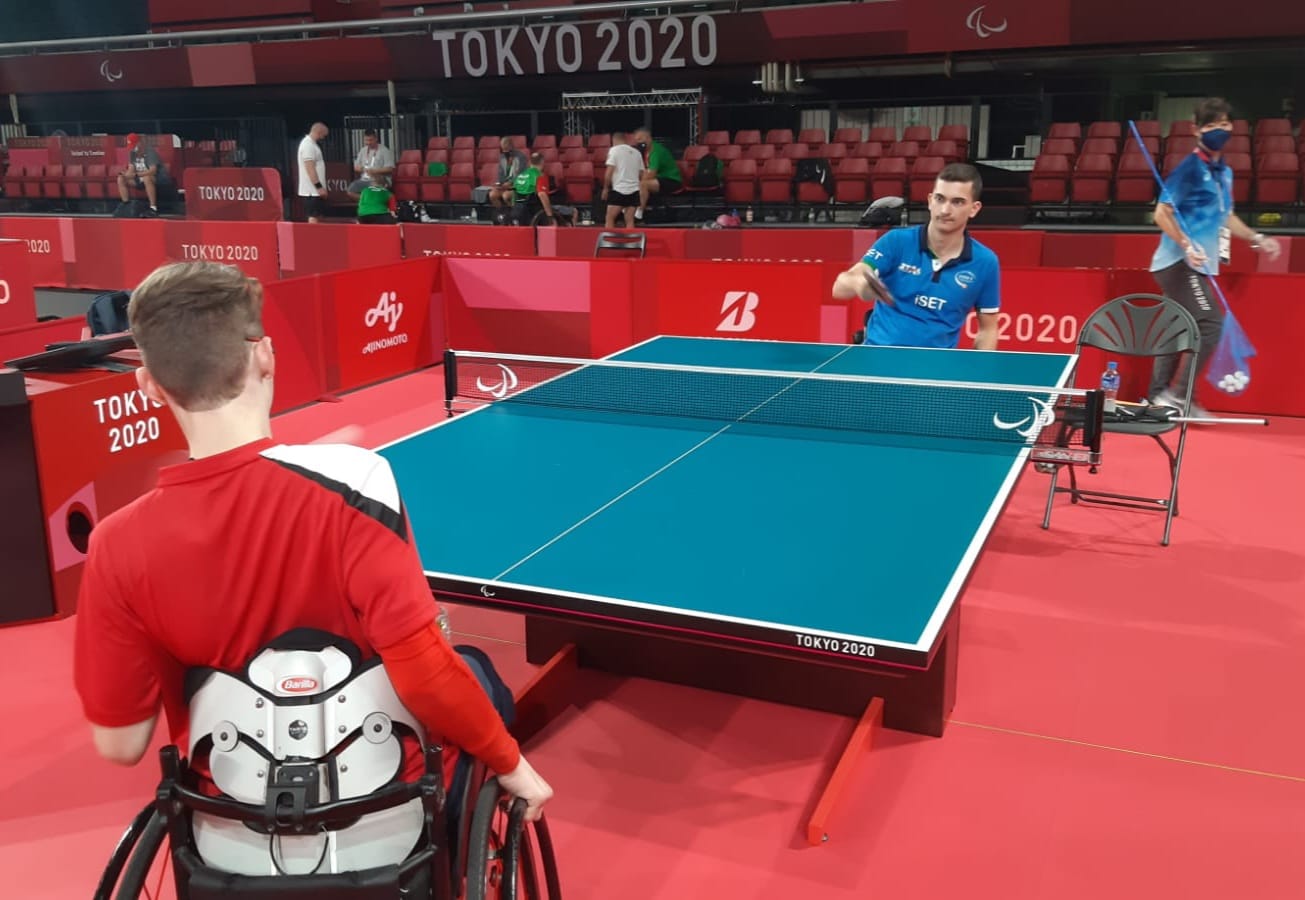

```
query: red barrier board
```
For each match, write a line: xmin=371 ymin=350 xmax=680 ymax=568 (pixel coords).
xmin=261 ymin=275 xmax=329 ymax=414
xmin=0 ymin=317 xmax=86 ymax=364
xmin=972 ymin=229 xmax=1045 ymax=268
xmin=0 ymin=218 xmax=69 ymax=287
xmin=322 ymin=258 xmax=439 ymax=392
xmin=403 ymin=223 xmax=536 ymax=259
xmin=442 ymin=256 xmax=601 ymax=357
xmin=736 ymin=229 xmax=860 ymax=265
xmin=633 ymin=260 xmax=827 ymax=343
xmin=162 ymin=220 xmax=280 ymax=284
xmin=65 ymin=218 xmax=168 ymax=290
xmin=0 ymin=240 xmax=37 ymax=331
xmin=184 ymin=168 xmax=284 ymax=221
xmin=22 ymin=360 xmax=188 ymax=617
xmin=276 ymin=222 xmax=403 ymax=277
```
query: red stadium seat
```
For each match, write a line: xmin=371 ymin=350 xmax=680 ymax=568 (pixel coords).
xmin=888 ymin=141 xmax=920 ymax=160
xmin=41 ymin=164 xmax=64 ymax=199
xmin=724 ymin=158 xmax=758 ymax=204
xmin=908 ymin=156 xmax=945 ymax=203
xmin=733 ymin=129 xmax=761 ymax=147
xmin=1224 ymin=152 xmax=1252 ymax=205
xmin=1070 ymin=153 xmax=1113 ymax=203
xmin=425 ymin=149 xmax=450 ymax=166
xmin=447 ymin=163 xmax=475 ymax=202
xmin=1131 ymin=120 xmax=1161 ymax=139
xmin=590 ymin=148 xmax=608 ymax=167
xmin=560 ymin=147 xmax=587 ymax=164
xmin=1166 ymin=135 xmax=1197 ymax=156
xmin=833 ymin=127 xmax=864 ymax=146
xmin=715 ymin=145 xmax=742 ymax=163
xmin=797 ymin=128 xmax=825 ymax=148
xmin=758 ymin=158 xmax=794 ymax=203
xmin=22 ymin=166 xmax=43 ymax=198
xmin=1254 ymin=153 xmax=1300 ymax=205
xmin=1166 ymin=120 xmax=1193 ymax=140
xmin=780 ymin=143 xmax=810 ymax=160
xmin=743 ymin=143 xmax=776 ymax=161
xmin=870 ymin=156 xmax=907 ymax=199
xmin=902 ymin=125 xmax=932 ymax=144
xmin=564 ymin=161 xmax=595 ymax=203
xmin=765 ymin=129 xmax=794 ymax=145
xmin=83 ymin=164 xmax=109 ymax=200
xmin=834 ymin=157 xmax=869 ymax=204
xmin=63 ymin=164 xmax=86 ymax=200
xmin=1255 ymin=118 xmax=1293 ymax=140
xmin=1224 ymin=135 xmax=1251 ymax=155
xmin=452 ymin=136 xmax=474 ymax=151
xmin=1086 ymin=121 xmax=1122 ymax=141
xmin=683 ymin=145 xmax=709 ymax=164
xmin=531 ymin=135 xmax=557 ymax=151
xmin=1047 ymin=122 xmax=1082 ymax=145
xmin=559 ymin=135 xmax=584 ymax=150
xmin=451 ymin=148 xmax=474 ymax=166
xmin=426 ymin=137 xmax=450 ymax=151
xmin=477 ymin=163 xmax=497 ymax=188
xmin=817 ymin=143 xmax=847 ymax=161
xmin=393 ymin=163 xmax=420 ymax=202
xmin=477 ymin=135 xmax=500 ymax=150
xmin=476 ymin=147 xmax=499 ymax=165
xmin=1029 ymin=154 xmax=1070 ymax=204
xmin=1042 ymin=138 xmax=1078 ymax=159
xmin=924 ymin=140 xmax=961 ymax=163
xmin=1115 ymin=154 xmax=1156 ymax=203
xmin=867 ymin=126 xmax=897 ymax=144
xmin=850 ymin=142 xmax=884 ymax=161
xmin=537 ymin=147 xmax=559 ymax=164
xmin=587 ymin=134 xmax=612 ymax=151
xmin=1231 ymin=119 xmax=1250 ymax=136
xmin=1081 ymin=137 xmax=1118 ymax=158
xmin=703 ymin=131 xmax=731 ymax=148
xmin=1256 ymin=136 xmax=1296 ymax=161
xmin=3 ymin=164 xmax=24 ymax=199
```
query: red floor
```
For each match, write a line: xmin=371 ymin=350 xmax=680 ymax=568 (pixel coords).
xmin=3 ymin=370 xmax=1303 ymax=899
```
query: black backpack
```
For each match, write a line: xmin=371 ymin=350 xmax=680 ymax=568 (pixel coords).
xmin=794 ymin=158 xmax=834 ymax=195
xmin=86 ymin=290 xmax=132 ymax=336
xmin=691 ymin=153 xmax=722 ymax=188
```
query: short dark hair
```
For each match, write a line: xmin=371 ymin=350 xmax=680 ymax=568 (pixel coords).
xmin=1194 ymin=97 xmax=1232 ymax=127
xmin=530 ymin=151 xmax=544 ymax=166
xmin=937 ymin=162 xmax=983 ymax=201
xmin=363 ymin=128 xmax=378 ymax=138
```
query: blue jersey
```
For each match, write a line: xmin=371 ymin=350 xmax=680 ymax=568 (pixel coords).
xmin=1151 ymin=150 xmax=1233 ymax=275
xmin=860 ymin=225 xmax=1001 ymax=349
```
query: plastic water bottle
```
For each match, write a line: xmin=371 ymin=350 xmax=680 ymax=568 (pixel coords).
xmin=470 ymin=207 xmax=478 ymax=223
xmin=1100 ymin=361 xmax=1120 ymax=413
xmin=745 ymin=206 xmax=754 ymax=223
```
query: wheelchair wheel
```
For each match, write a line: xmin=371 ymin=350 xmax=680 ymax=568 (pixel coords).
xmin=464 ymin=778 xmax=561 ymax=900
xmin=93 ymin=806 xmax=168 ymax=900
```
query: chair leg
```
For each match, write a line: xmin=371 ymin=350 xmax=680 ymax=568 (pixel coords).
xmin=1067 ymin=462 xmax=1080 ymax=502
xmin=1161 ymin=426 xmax=1190 ymax=546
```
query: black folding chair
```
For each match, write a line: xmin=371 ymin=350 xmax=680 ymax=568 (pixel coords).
xmin=594 ymin=231 xmax=646 ymax=258
xmin=1041 ymin=293 xmax=1200 ymax=546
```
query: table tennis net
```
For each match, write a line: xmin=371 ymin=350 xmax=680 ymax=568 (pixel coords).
xmin=445 ymin=350 xmax=1103 ymax=454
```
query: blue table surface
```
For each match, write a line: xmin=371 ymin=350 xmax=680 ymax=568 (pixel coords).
xmin=382 ymin=337 xmax=1074 ymax=652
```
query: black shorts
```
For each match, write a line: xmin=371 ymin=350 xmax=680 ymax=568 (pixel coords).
xmin=607 ymin=190 xmax=640 ymax=208
xmin=302 ymin=196 xmax=327 ymax=218
xmin=358 ymin=212 xmax=396 ymax=225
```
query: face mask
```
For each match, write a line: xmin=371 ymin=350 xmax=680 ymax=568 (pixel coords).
xmin=1200 ymin=128 xmax=1231 ymax=151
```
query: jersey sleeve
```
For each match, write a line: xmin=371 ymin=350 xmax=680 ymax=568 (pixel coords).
xmin=339 ymin=455 xmax=441 ymax=650
xmin=861 ymin=230 xmax=899 ymax=276
xmin=536 ymin=173 xmax=551 ymax=194
xmin=976 ymin=253 xmax=1001 ymax=314
xmin=74 ymin=519 xmax=164 ymax=728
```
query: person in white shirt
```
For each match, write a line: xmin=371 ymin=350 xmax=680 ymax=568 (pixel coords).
xmin=347 ymin=129 xmax=396 ymax=198
xmin=297 ymin=122 xmax=329 ymax=223
xmin=602 ymin=132 xmax=644 ymax=228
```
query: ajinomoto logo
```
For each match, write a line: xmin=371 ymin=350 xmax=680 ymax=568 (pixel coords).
xmin=365 ymin=291 xmax=403 ymax=332
xmin=717 ymin=291 xmax=759 ymax=332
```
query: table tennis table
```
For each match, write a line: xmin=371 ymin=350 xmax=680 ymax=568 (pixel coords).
xmin=380 ymin=335 xmax=1096 ymax=743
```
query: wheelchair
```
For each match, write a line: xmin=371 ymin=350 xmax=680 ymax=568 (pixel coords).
xmin=92 ymin=631 xmax=561 ymax=900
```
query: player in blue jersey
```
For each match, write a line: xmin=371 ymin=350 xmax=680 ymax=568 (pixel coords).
xmin=1147 ymin=97 xmax=1280 ymax=412
xmin=833 ymin=163 xmax=1001 ymax=350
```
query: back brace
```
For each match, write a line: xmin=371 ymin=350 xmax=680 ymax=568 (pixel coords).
xmin=185 ymin=631 xmax=427 ymax=877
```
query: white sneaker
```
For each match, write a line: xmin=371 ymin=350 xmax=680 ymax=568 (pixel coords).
xmin=634 ymin=208 xmax=644 ymax=221
xmin=1148 ymin=389 xmax=1209 ymax=419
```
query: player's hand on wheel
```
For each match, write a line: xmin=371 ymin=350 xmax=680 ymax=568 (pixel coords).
xmin=497 ymin=754 xmax=554 ymax=822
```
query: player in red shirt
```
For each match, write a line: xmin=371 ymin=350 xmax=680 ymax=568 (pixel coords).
xmin=73 ymin=261 xmax=553 ymax=821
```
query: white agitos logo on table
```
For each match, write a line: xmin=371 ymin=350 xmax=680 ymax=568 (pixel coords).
xmin=717 ymin=291 xmax=759 ymax=332
xmin=476 ymin=364 xmax=519 ymax=399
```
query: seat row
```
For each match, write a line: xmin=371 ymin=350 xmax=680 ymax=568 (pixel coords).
xmin=1030 ymin=151 xmax=1303 ymax=205
xmin=2 ymin=164 xmax=145 ymax=201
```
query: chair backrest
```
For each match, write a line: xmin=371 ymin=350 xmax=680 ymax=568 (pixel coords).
xmin=1078 ymin=294 xmax=1201 ymax=358
xmin=595 ymin=231 xmax=646 ymax=258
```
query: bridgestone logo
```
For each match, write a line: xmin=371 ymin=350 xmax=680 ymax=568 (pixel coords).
xmin=362 ymin=333 xmax=409 ymax=354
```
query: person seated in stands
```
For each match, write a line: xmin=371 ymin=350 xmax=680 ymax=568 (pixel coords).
xmin=346 ymin=129 xmax=396 ymax=200
xmin=116 ymin=133 xmax=171 ymax=218
xmin=512 ymin=152 xmax=575 ymax=225
xmin=356 ymin=173 xmax=398 ymax=224
xmin=72 ymin=262 xmax=554 ymax=826
xmin=633 ymin=127 xmax=681 ymax=221
xmin=488 ymin=137 xmax=529 ymax=210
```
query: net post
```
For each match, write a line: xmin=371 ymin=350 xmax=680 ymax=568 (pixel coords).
xmin=1084 ymin=388 xmax=1104 ymax=463
xmin=443 ymin=349 xmax=457 ymax=418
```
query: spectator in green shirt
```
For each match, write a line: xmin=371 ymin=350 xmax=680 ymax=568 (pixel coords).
xmin=633 ymin=128 xmax=681 ymax=221
xmin=356 ymin=174 xmax=397 ymax=224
